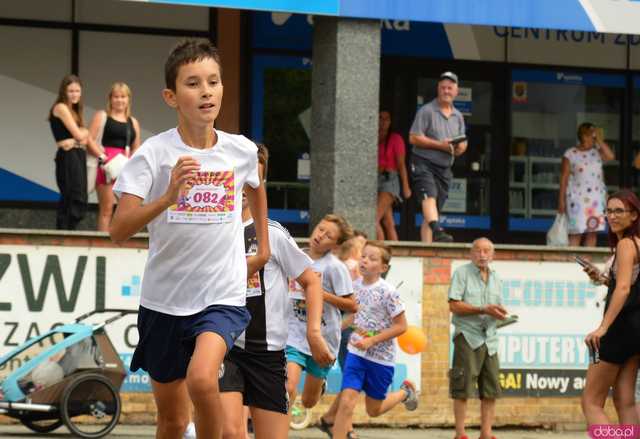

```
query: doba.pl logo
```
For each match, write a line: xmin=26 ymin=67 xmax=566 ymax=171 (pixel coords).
xmin=588 ymin=424 xmax=639 ymax=439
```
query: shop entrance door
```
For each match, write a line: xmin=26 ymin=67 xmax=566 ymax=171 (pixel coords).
xmin=383 ymin=60 xmax=507 ymax=242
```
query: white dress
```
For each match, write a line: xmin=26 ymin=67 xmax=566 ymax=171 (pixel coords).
xmin=564 ymin=146 xmax=606 ymax=234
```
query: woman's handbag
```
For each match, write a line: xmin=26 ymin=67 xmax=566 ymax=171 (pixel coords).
xmin=102 ymin=153 xmax=128 ymax=182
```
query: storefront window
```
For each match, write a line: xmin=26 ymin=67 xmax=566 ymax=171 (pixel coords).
xmin=509 ymin=69 xmax=623 ymax=229
xmin=252 ymin=56 xmax=311 ymax=210
xmin=632 ymin=76 xmax=640 ymax=190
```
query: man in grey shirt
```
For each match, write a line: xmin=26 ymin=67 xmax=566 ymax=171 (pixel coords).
xmin=409 ymin=72 xmax=467 ymax=243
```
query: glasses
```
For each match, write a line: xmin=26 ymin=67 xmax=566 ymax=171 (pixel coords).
xmin=605 ymin=208 xmax=631 ymax=217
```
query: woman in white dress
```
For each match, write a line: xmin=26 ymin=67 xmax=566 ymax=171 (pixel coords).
xmin=558 ymin=122 xmax=615 ymax=246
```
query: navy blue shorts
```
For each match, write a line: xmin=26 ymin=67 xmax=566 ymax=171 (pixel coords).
xmin=130 ymin=304 xmax=251 ymax=383
xmin=340 ymin=352 xmax=394 ymax=400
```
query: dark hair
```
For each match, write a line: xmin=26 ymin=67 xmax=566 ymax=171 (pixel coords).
xmin=256 ymin=143 xmax=269 ymax=180
xmin=607 ymin=189 xmax=640 ymax=250
xmin=577 ymin=122 xmax=594 ymax=142
xmin=49 ymin=75 xmax=84 ymax=126
xmin=165 ymin=39 xmax=222 ymax=91
xmin=365 ymin=240 xmax=392 ymax=265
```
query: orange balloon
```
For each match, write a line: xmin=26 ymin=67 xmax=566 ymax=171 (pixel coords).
xmin=397 ymin=325 xmax=427 ymax=354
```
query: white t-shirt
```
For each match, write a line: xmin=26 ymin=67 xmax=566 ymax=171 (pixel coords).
xmin=113 ymin=128 xmax=260 ymax=315
xmin=287 ymin=251 xmax=353 ymax=357
xmin=235 ymin=219 xmax=313 ymax=352
xmin=348 ymin=277 xmax=405 ymax=366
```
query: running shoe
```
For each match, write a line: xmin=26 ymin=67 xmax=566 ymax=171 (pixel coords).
xmin=400 ymin=380 xmax=418 ymax=411
xmin=433 ymin=228 xmax=454 ymax=243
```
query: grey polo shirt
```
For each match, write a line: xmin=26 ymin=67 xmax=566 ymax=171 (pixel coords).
xmin=448 ymin=262 xmax=503 ymax=356
xmin=409 ymin=99 xmax=466 ymax=168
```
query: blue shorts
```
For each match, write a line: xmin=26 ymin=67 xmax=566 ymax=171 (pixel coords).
xmin=341 ymin=352 xmax=394 ymax=400
xmin=131 ymin=304 xmax=250 ymax=383
xmin=286 ymin=345 xmax=332 ymax=379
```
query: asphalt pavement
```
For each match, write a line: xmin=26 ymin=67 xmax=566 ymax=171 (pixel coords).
xmin=0 ymin=424 xmax=590 ymax=438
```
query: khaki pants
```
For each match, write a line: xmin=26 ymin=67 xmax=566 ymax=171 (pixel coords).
xmin=449 ymin=334 xmax=501 ymax=399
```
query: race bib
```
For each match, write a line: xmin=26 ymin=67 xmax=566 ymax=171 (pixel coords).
xmin=247 ymin=271 xmax=262 ymax=298
xmin=167 ymin=170 xmax=235 ymax=224
xmin=288 ymin=270 xmax=321 ymax=300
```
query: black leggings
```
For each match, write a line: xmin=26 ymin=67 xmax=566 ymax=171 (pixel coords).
xmin=55 ymin=148 xmax=87 ymax=230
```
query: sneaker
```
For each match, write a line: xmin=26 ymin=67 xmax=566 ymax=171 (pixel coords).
xmin=183 ymin=422 xmax=196 ymax=439
xmin=433 ymin=228 xmax=454 ymax=243
xmin=400 ymin=380 xmax=418 ymax=411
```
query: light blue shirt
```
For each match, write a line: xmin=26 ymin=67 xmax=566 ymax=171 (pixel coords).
xmin=448 ymin=262 xmax=503 ymax=355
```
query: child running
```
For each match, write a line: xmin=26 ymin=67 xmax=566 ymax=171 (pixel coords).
xmin=286 ymin=214 xmax=358 ymax=413
xmin=110 ymin=40 xmax=269 ymax=439
xmin=328 ymin=241 xmax=418 ymax=439
xmin=185 ymin=145 xmax=333 ymax=439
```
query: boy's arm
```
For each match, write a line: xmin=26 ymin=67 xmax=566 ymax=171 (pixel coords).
xmin=351 ymin=311 xmax=408 ymax=351
xmin=244 ymin=182 xmax=270 ymax=277
xmin=323 ymin=292 xmax=358 ymax=313
xmin=110 ymin=156 xmax=200 ymax=243
xmin=341 ymin=313 xmax=355 ymax=330
xmin=297 ymin=268 xmax=334 ymax=367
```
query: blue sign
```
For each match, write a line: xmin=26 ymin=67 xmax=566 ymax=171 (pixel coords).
xmin=251 ymin=12 xmax=452 ymax=58
xmin=146 ymin=0 xmax=640 ymax=35
xmin=512 ymin=69 xmax=626 ymax=88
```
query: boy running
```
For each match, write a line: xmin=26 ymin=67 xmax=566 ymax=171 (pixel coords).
xmin=286 ymin=214 xmax=358 ymax=412
xmin=110 ymin=40 xmax=269 ymax=439
xmin=330 ymin=241 xmax=418 ymax=439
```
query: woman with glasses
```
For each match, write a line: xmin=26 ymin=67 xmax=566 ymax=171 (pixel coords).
xmin=581 ymin=189 xmax=640 ymax=427
xmin=558 ymin=122 xmax=615 ymax=247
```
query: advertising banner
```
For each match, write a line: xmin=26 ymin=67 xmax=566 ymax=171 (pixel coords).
xmin=0 ymin=245 xmax=423 ymax=393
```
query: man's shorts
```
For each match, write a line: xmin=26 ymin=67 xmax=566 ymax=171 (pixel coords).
xmin=341 ymin=352 xmax=394 ymax=400
xmin=411 ymin=155 xmax=452 ymax=212
xmin=449 ymin=334 xmax=501 ymax=400
xmin=130 ymin=304 xmax=250 ymax=383
xmin=219 ymin=347 xmax=289 ymax=414
xmin=286 ymin=345 xmax=332 ymax=380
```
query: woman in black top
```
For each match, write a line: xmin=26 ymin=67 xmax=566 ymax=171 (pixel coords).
xmin=49 ymin=75 xmax=103 ymax=230
xmin=88 ymin=82 xmax=141 ymax=231
xmin=581 ymin=189 xmax=640 ymax=427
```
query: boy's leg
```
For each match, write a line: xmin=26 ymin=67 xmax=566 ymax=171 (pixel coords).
xmin=186 ymin=332 xmax=227 ymax=439
xmin=150 ymin=378 xmax=191 ymax=439
xmin=220 ymin=392 xmax=246 ymax=439
xmin=250 ymin=406 xmax=289 ymax=439
xmin=286 ymin=361 xmax=304 ymax=404
xmin=301 ymin=373 xmax=326 ymax=408
xmin=332 ymin=388 xmax=360 ymax=439
xmin=363 ymin=388 xmax=407 ymax=417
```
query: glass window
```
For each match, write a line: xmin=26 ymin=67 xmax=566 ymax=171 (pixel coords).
xmin=252 ymin=56 xmax=311 ymax=210
xmin=75 ymin=0 xmax=209 ymax=31
xmin=632 ymin=76 xmax=640 ymax=190
xmin=415 ymin=78 xmax=492 ymax=217
xmin=0 ymin=0 xmax=72 ymax=21
xmin=0 ymin=26 xmax=71 ymax=201
xmin=509 ymin=69 xmax=623 ymax=224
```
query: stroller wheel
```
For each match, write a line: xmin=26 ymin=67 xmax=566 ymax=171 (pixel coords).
xmin=21 ymin=416 xmax=64 ymax=433
xmin=61 ymin=373 xmax=121 ymax=438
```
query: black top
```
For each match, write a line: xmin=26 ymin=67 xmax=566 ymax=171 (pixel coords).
xmin=606 ymin=238 xmax=640 ymax=312
xmin=49 ymin=116 xmax=73 ymax=142
xmin=102 ymin=116 xmax=135 ymax=149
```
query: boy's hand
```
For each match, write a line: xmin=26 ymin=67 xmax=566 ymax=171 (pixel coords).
xmin=308 ymin=333 xmax=334 ymax=368
xmin=352 ymin=337 xmax=375 ymax=351
xmin=162 ymin=156 xmax=200 ymax=206
xmin=246 ymin=254 xmax=269 ymax=279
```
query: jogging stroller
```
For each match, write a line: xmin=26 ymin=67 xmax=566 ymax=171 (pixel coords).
xmin=0 ymin=309 xmax=136 ymax=438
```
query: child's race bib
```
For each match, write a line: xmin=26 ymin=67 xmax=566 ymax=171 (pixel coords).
xmin=168 ymin=170 xmax=235 ymax=224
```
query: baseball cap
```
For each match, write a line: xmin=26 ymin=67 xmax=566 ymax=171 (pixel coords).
xmin=439 ymin=71 xmax=458 ymax=84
